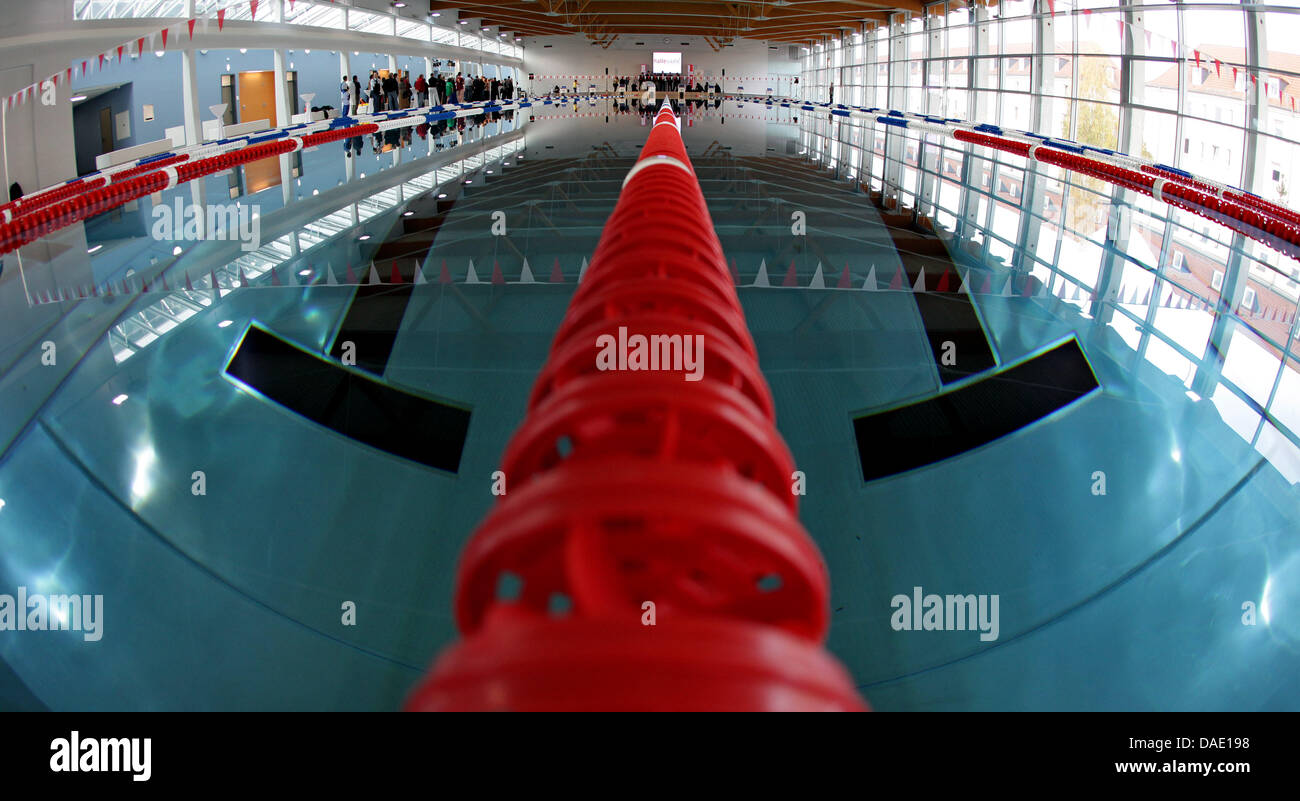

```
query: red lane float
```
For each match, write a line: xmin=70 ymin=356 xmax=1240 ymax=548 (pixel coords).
xmin=405 ymin=102 xmax=867 ymax=711
xmin=0 ymin=123 xmax=379 ymax=256
xmin=943 ymin=122 xmax=1300 ymax=259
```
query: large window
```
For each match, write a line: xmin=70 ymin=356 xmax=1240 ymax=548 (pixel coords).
xmin=799 ymin=0 xmax=1300 ymax=483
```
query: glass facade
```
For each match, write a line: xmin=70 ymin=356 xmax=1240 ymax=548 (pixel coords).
xmin=800 ymin=1 xmax=1300 ymax=482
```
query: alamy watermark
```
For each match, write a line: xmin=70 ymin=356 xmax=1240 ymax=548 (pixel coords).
xmin=50 ymin=732 xmax=150 ymax=782
xmin=595 ymin=326 xmax=704 ymax=381
xmin=151 ymin=197 xmax=261 ymax=252
xmin=0 ymin=587 xmax=103 ymax=642
xmin=890 ymin=586 xmax=999 ymax=642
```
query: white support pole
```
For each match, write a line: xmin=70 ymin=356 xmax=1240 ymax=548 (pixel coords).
xmin=273 ymin=49 xmax=292 ymax=127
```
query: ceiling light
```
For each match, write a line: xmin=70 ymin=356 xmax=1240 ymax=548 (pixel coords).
xmin=70 ymin=94 xmax=87 ymax=102
xmin=87 ymin=244 xmax=103 ymax=254
xmin=358 ymin=234 xmax=371 ymax=241
xmin=112 ymin=394 xmax=128 ymax=406
xmin=218 ymin=320 xmax=233 ymax=328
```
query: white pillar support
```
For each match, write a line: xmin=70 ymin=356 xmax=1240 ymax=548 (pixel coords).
xmin=273 ymin=49 xmax=291 ymax=127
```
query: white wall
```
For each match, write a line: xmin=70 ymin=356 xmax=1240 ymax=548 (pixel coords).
xmin=520 ymin=35 xmax=799 ymax=97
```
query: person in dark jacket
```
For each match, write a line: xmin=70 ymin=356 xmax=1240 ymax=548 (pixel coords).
xmin=384 ymin=73 xmax=399 ymax=110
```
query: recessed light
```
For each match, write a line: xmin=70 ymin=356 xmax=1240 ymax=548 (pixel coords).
xmin=112 ymin=394 xmax=128 ymax=406
xmin=298 ymin=269 xmax=311 ymax=276
xmin=358 ymin=234 xmax=371 ymax=241
xmin=172 ymin=246 xmax=183 ymax=255
xmin=70 ymin=94 xmax=87 ymax=102
xmin=438 ymin=193 xmax=447 ymax=198
xmin=218 ymin=319 xmax=233 ymax=328
xmin=87 ymin=244 xmax=103 ymax=254
xmin=403 ymin=211 xmax=414 ymax=216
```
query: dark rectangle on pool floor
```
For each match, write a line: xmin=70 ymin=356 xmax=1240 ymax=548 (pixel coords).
xmin=329 ymin=281 xmax=416 ymax=375
xmin=226 ymin=325 xmax=470 ymax=473
xmin=881 ymin=223 xmax=997 ymax=383
xmin=853 ymin=337 xmax=1098 ymax=481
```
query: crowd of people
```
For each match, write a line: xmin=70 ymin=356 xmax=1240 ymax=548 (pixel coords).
xmin=342 ymin=105 xmax=513 ymax=158
xmin=339 ymin=69 xmax=517 ymax=116
xmin=611 ymin=73 xmax=719 ymax=94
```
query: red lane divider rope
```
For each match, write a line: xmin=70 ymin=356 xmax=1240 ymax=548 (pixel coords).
xmin=0 ymin=123 xmax=378 ymax=256
xmin=404 ymin=102 xmax=867 ymax=712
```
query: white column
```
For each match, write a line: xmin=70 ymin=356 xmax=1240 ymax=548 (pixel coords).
xmin=181 ymin=49 xmax=203 ymax=145
xmin=273 ymin=49 xmax=291 ymax=126
xmin=181 ymin=0 xmax=202 ymax=144
xmin=341 ymin=50 xmax=352 ymax=100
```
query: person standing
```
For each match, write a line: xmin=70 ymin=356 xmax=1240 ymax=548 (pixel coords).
xmin=371 ymin=71 xmax=385 ymax=112
xmin=400 ymin=72 xmax=412 ymax=108
xmin=340 ymin=74 xmax=351 ymax=116
xmin=384 ymin=72 xmax=399 ymax=110
xmin=828 ymin=83 xmax=834 ymax=104
xmin=414 ymin=74 xmax=427 ymax=107
xmin=446 ymin=74 xmax=456 ymax=104
xmin=349 ymin=75 xmax=361 ymax=116
xmin=455 ymin=72 xmax=465 ymax=103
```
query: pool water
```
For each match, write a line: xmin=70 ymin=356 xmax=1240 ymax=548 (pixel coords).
xmin=1 ymin=98 xmax=1297 ymax=711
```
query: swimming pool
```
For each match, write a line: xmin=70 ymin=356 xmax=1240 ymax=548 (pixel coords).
xmin=1 ymin=96 xmax=1297 ymax=710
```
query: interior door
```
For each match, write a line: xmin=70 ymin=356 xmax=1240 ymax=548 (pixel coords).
xmin=237 ymin=70 xmax=276 ymax=127
xmin=98 ymin=107 xmax=114 ymax=154
xmin=238 ymin=71 xmax=281 ymax=194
